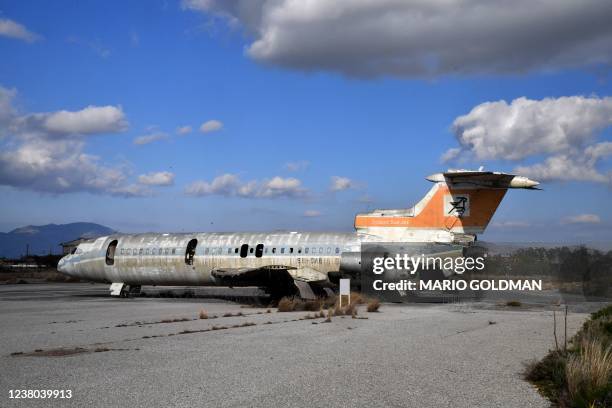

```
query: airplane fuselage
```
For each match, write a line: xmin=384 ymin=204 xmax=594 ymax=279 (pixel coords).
xmin=58 ymin=231 xmax=365 ymax=286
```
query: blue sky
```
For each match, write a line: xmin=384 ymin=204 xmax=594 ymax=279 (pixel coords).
xmin=0 ymin=1 xmax=611 ymax=245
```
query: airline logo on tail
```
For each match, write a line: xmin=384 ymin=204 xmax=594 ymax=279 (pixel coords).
xmin=445 ymin=194 xmax=470 ymax=217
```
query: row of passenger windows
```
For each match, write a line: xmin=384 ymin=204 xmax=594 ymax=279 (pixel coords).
xmin=117 ymin=246 xmax=340 ymax=257
xmin=120 ymin=247 xmax=176 ymax=256
xmin=223 ymin=245 xmax=340 ymax=257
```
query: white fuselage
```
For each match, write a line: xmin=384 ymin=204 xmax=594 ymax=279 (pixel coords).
xmin=58 ymin=231 xmax=368 ymax=285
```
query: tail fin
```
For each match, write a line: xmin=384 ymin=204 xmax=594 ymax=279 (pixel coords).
xmin=354 ymin=170 xmax=539 ymax=243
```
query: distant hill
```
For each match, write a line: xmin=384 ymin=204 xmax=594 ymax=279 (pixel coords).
xmin=0 ymin=223 xmax=115 ymax=258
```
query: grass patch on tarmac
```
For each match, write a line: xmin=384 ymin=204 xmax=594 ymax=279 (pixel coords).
xmin=525 ymin=304 xmax=612 ymax=407
xmin=11 ymin=346 xmax=134 ymax=357
xmin=277 ymin=292 xmax=382 ymax=316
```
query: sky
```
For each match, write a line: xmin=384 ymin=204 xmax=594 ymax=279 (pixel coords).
xmin=0 ymin=0 xmax=611 ymax=245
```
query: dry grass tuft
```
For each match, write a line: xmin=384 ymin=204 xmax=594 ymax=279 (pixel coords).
xmin=367 ymin=299 xmax=381 ymax=313
xmin=324 ymin=307 xmax=333 ymax=323
xmin=345 ymin=303 xmax=356 ymax=317
xmin=198 ymin=309 xmax=208 ymax=319
xmin=565 ymin=339 xmax=612 ymax=405
xmin=277 ymin=297 xmax=296 ymax=312
xmin=350 ymin=292 xmax=366 ymax=305
xmin=506 ymin=300 xmax=522 ymax=307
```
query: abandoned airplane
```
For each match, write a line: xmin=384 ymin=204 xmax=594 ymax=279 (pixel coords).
xmin=57 ymin=170 xmax=539 ymax=298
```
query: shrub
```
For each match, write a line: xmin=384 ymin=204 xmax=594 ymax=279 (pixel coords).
xmin=367 ymin=299 xmax=381 ymax=312
xmin=198 ymin=309 xmax=208 ymax=319
xmin=277 ymin=297 xmax=295 ymax=312
xmin=524 ymin=351 xmax=568 ymax=403
xmin=525 ymin=304 xmax=612 ymax=407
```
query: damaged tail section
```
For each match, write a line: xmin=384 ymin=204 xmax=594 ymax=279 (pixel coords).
xmin=354 ymin=170 xmax=539 ymax=243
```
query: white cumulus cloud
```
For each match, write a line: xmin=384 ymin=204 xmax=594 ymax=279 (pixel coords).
xmin=200 ymin=119 xmax=223 ymax=133
xmin=446 ymin=96 xmax=612 ymax=184
xmin=330 ymin=176 xmax=354 ymax=192
xmin=138 ymin=171 xmax=175 ymax=186
xmin=185 ymin=173 xmax=307 ymax=198
xmin=183 ymin=0 xmax=612 ymax=78
xmin=133 ymin=131 xmax=168 ymax=145
xmin=0 ymin=85 xmax=148 ymax=197
xmin=0 ymin=18 xmax=40 ymax=43
xmin=41 ymin=105 xmax=127 ymax=135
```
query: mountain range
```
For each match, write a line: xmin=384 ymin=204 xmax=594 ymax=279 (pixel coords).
xmin=0 ymin=223 xmax=115 ymax=259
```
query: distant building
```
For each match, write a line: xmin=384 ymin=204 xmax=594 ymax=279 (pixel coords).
xmin=60 ymin=238 xmax=93 ymax=255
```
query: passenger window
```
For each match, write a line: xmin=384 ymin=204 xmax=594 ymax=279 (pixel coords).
xmin=327 ymin=247 xmax=331 ymax=254
xmin=158 ymin=248 xmax=163 ymax=255
xmin=249 ymin=247 xmax=254 ymax=254
xmin=298 ymin=248 xmax=302 ymax=254
xmin=335 ymin=247 xmax=340 ymax=254
xmin=234 ymin=248 xmax=239 ymax=254
xmin=227 ymin=248 xmax=232 ymax=254
xmin=272 ymin=248 xmax=276 ymax=254
xmin=240 ymin=244 xmax=249 ymax=258
xmin=289 ymin=248 xmax=294 ymax=254
xmin=305 ymin=247 xmax=309 ymax=254
xmin=145 ymin=248 xmax=150 ymax=255
xmin=165 ymin=248 xmax=169 ymax=255
xmin=319 ymin=247 xmax=323 ymax=254
xmin=204 ymin=248 xmax=209 ymax=255
xmin=281 ymin=248 xmax=285 ymax=254
xmin=120 ymin=248 xmax=124 ymax=255
xmin=139 ymin=248 xmax=143 ymax=255
xmin=172 ymin=248 xmax=176 ymax=255
xmin=255 ymin=244 xmax=264 ymax=258
xmin=264 ymin=248 xmax=268 ymax=254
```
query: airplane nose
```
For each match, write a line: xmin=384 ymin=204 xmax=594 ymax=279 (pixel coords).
xmin=57 ymin=256 xmax=71 ymax=275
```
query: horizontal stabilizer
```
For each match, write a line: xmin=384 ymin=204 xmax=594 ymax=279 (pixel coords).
xmin=426 ymin=170 xmax=539 ymax=189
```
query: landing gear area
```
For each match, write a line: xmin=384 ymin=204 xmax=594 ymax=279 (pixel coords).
xmin=109 ymin=283 xmax=141 ymax=298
